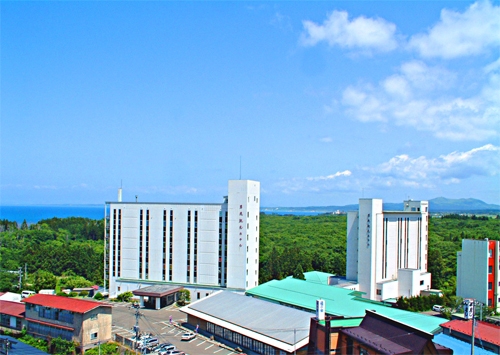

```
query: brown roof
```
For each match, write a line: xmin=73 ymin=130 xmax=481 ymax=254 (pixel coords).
xmin=0 ymin=300 xmax=25 ymax=317
xmin=22 ymin=294 xmax=111 ymax=314
xmin=340 ymin=310 xmax=435 ymax=354
xmin=133 ymin=285 xmax=183 ymax=297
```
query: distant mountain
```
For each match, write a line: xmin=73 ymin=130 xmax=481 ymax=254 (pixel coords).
xmin=427 ymin=197 xmax=500 ymax=212
xmin=262 ymin=197 xmax=500 ymax=214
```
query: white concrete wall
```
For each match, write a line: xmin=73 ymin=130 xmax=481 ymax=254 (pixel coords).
xmin=378 ymin=280 xmax=398 ymax=301
xmin=357 ymin=199 xmax=383 ymax=300
xmin=398 ymin=268 xmax=420 ymax=298
xmin=346 ymin=211 xmax=359 ymax=281
xmin=226 ymin=180 xmax=260 ymax=290
xmin=456 ymin=239 xmax=489 ymax=305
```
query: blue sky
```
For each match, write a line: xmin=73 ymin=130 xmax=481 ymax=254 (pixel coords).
xmin=1 ymin=1 xmax=499 ymax=207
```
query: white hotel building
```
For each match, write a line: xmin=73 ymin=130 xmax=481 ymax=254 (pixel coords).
xmin=104 ymin=180 xmax=260 ymax=299
xmin=346 ymin=198 xmax=432 ymax=301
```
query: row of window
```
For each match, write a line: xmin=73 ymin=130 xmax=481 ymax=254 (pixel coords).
xmin=112 ymin=209 xmax=122 ymax=277
xmin=28 ymin=321 xmax=73 ymax=341
xmin=206 ymin=322 xmax=275 ymax=355
xmin=27 ymin=304 xmax=75 ymax=324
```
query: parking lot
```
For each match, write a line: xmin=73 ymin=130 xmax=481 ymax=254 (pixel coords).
xmin=110 ymin=302 xmax=239 ymax=355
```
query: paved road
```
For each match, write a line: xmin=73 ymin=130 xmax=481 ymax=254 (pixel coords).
xmin=110 ymin=302 xmax=239 ymax=355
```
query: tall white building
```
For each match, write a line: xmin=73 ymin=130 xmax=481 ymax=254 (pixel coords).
xmin=457 ymin=239 xmax=499 ymax=312
xmin=346 ymin=199 xmax=431 ymax=301
xmin=104 ymin=180 xmax=260 ymax=298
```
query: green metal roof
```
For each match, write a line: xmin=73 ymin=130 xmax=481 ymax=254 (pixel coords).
xmin=328 ymin=318 xmax=364 ymax=328
xmin=246 ymin=278 xmax=445 ymax=334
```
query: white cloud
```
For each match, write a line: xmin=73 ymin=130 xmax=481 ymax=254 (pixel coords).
xmin=274 ymin=144 xmax=499 ymax=194
xmin=319 ymin=137 xmax=333 ymax=143
xmin=307 ymin=170 xmax=352 ymax=181
xmin=341 ymin=60 xmax=499 ymax=141
xmin=370 ymin=144 xmax=499 ymax=186
xmin=300 ymin=10 xmax=398 ymax=52
xmin=409 ymin=1 xmax=500 ymax=58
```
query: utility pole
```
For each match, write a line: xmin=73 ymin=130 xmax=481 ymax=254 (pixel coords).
xmin=132 ymin=304 xmax=142 ymax=349
xmin=17 ymin=267 xmax=22 ymax=290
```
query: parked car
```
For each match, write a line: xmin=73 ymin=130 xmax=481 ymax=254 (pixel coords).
xmin=161 ymin=350 xmax=184 ymax=355
xmin=158 ymin=344 xmax=176 ymax=353
xmin=181 ymin=332 xmax=196 ymax=341
xmin=139 ymin=337 xmax=158 ymax=350
xmin=432 ymin=305 xmax=444 ymax=312
xmin=153 ymin=343 xmax=174 ymax=352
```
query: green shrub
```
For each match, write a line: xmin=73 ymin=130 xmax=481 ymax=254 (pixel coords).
xmin=94 ymin=292 xmax=104 ymax=300
xmin=69 ymin=292 xmax=78 ymax=297
xmin=79 ymin=290 xmax=89 ymax=297
xmin=116 ymin=291 xmax=134 ymax=302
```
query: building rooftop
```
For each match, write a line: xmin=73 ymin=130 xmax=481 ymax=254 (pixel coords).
xmin=0 ymin=335 xmax=47 ymax=355
xmin=434 ymin=333 xmax=497 ymax=355
xmin=303 ymin=271 xmax=335 ymax=285
xmin=133 ymin=284 xmax=183 ymax=297
xmin=0 ymin=300 xmax=25 ymax=317
xmin=441 ymin=320 xmax=500 ymax=346
xmin=180 ymin=291 xmax=311 ymax=353
xmin=246 ymin=277 xmax=446 ymax=334
xmin=22 ymin=294 xmax=111 ymax=314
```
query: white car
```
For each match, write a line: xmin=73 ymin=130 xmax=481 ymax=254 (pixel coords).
xmin=432 ymin=305 xmax=444 ymax=312
xmin=181 ymin=332 xmax=196 ymax=341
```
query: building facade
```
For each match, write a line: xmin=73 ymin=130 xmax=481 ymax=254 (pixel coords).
xmin=105 ymin=180 xmax=260 ymax=298
xmin=456 ymin=239 xmax=499 ymax=312
xmin=346 ymin=199 xmax=431 ymax=301
xmin=22 ymin=294 xmax=112 ymax=353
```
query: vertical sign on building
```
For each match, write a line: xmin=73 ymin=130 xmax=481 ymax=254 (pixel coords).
xmin=463 ymin=299 xmax=475 ymax=320
xmin=239 ymin=205 xmax=243 ymax=248
xmin=316 ymin=299 xmax=326 ymax=321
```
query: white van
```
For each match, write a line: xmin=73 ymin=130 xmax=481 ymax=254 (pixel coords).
xmin=39 ymin=289 xmax=56 ymax=295
xmin=21 ymin=290 xmax=36 ymax=299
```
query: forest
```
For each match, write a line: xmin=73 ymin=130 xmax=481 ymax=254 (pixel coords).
xmin=0 ymin=218 xmax=104 ymax=291
xmin=0 ymin=214 xmax=498 ymax=296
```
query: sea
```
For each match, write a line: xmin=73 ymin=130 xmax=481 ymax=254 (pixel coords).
xmin=0 ymin=205 xmax=325 ymax=224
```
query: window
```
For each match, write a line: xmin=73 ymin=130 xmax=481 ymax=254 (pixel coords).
xmin=489 ymin=265 xmax=493 ymax=273
xmin=359 ymin=347 xmax=368 ymax=355
xmin=488 ymin=282 xmax=492 ymax=290
xmin=91 ymin=332 xmax=98 ymax=340
xmin=420 ymin=280 xmax=424 ymax=285
xmin=376 ymin=289 xmax=382 ymax=295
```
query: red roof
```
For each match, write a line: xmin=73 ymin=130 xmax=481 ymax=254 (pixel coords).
xmin=441 ymin=320 xmax=500 ymax=346
xmin=0 ymin=300 xmax=25 ymax=317
xmin=22 ymin=294 xmax=110 ymax=314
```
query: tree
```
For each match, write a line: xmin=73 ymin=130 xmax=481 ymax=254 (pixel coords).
xmin=427 ymin=249 xmax=445 ymax=289
xmin=20 ymin=219 xmax=29 ymax=230
xmin=31 ymin=270 xmax=57 ymax=292
xmin=59 ymin=275 xmax=93 ymax=289
xmin=116 ymin=291 xmax=134 ymax=302
xmin=293 ymin=264 xmax=305 ymax=280
xmin=50 ymin=337 xmax=76 ymax=355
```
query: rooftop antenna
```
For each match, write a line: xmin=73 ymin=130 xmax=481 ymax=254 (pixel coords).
xmin=135 ymin=195 xmax=138 ymax=203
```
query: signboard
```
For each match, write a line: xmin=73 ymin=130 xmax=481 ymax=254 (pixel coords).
xmin=316 ymin=299 xmax=325 ymax=321
xmin=463 ymin=299 xmax=475 ymax=320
